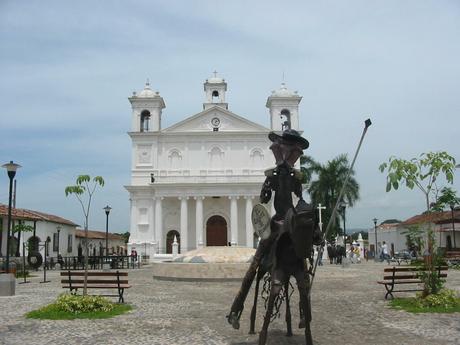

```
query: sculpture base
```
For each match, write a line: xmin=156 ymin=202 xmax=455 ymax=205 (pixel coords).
xmin=0 ymin=273 xmax=16 ymax=296
xmin=153 ymin=246 xmax=255 ymax=281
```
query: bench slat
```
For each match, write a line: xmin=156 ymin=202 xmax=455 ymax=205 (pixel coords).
xmin=382 ymin=273 xmax=447 ymax=280
xmin=61 ymin=279 xmax=129 ymax=284
xmin=60 ymin=271 xmax=128 ymax=277
xmin=62 ymin=284 xmax=131 ymax=289
xmin=383 ymin=266 xmax=448 ymax=272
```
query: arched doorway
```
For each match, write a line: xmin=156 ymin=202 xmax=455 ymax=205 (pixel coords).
xmin=206 ymin=215 xmax=227 ymax=246
xmin=166 ymin=230 xmax=180 ymax=254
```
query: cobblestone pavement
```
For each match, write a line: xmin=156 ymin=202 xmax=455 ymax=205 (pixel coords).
xmin=0 ymin=261 xmax=459 ymax=345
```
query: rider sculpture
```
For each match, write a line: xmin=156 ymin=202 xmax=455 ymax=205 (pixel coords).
xmin=227 ymin=128 xmax=322 ymax=340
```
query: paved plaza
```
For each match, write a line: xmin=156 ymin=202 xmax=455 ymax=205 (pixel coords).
xmin=1 ymin=261 xmax=459 ymax=345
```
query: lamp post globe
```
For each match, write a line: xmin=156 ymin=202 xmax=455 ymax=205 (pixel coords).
xmin=2 ymin=161 xmax=21 ymax=273
xmin=373 ymin=218 xmax=378 ymax=261
xmin=103 ymin=205 xmax=112 ymax=260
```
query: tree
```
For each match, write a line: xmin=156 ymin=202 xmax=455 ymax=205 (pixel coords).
xmin=301 ymin=154 xmax=360 ymax=240
xmin=379 ymin=151 xmax=456 ymax=296
xmin=65 ymin=175 xmax=104 ymax=295
xmin=431 ymin=187 xmax=460 ymax=212
xmin=379 ymin=152 xmax=456 ymax=212
xmin=12 ymin=222 xmax=34 ymax=257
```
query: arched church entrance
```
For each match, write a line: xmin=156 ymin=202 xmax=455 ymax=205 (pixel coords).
xmin=206 ymin=215 xmax=227 ymax=246
xmin=166 ymin=230 xmax=180 ymax=254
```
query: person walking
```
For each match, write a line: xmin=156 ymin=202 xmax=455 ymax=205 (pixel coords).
xmin=381 ymin=241 xmax=390 ymax=264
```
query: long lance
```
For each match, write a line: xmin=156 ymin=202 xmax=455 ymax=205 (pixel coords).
xmin=310 ymin=118 xmax=372 ymax=289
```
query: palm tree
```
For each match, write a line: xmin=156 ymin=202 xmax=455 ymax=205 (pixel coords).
xmin=301 ymin=154 xmax=360 ymax=240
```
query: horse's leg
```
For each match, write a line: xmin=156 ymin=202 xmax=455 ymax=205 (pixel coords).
xmin=258 ymin=271 xmax=284 ymax=345
xmin=295 ymin=269 xmax=313 ymax=345
xmin=284 ymin=279 xmax=293 ymax=337
xmin=249 ymin=268 xmax=264 ymax=335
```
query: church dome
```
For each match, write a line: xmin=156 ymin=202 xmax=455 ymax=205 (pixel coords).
xmin=137 ymin=81 xmax=158 ymax=98
xmin=271 ymin=82 xmax=298 ymax=97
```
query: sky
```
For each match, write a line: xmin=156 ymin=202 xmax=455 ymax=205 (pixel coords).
xmin=0 ymin=1 xmax=459 ymax=233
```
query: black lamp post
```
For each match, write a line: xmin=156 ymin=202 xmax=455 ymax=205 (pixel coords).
xmin=373 ymin=218 xmax=378 ymax=261
xmin=2 ymin=161 xmax=21 ymax=273
xmin=103 ymin=205 xmax=112 ymax=262
xmin=449 ymin=203 xmax=456 ymax=249
xmin=339 ymin=202 xmax=347 ymax=256
xmin=56 ymin=226 xmax=61 ymax=258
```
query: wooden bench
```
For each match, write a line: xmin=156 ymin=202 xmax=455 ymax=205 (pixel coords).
xmin=377 ymin=266 xmax=448 ymax=300
xmin=60 ymin=270 xmax=131 ymax=303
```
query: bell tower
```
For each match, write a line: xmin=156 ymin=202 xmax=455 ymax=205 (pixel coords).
xmin=129 ymin=81 xmax=166 ymax=132
xmin=203 ymin=71 xmax=228 ymax=110
xmin=266 ymin=82 xmax=302 ymax=131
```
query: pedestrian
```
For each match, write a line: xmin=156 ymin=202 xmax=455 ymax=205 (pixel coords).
xmin=381 ymin=241 xmax=390 ymax=264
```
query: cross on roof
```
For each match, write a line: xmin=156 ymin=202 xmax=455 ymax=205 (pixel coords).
xmin=213 ymin=70 xmax=218 ymax=77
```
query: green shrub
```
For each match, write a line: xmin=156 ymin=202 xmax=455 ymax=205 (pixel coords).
xmin=55 ymin=294 xmax=114 ymax=314
xmin=415 ymin=289 xmax=459 ymax=309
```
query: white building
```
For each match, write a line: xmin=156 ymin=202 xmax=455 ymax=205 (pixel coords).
xmin=126 ymin=74 xmax=303 ymax=257
xmin=0 ymin=204 xmax=79 ymax=258
xmin=74 ymin=229 xmax=126 ymax=257
xmin=368 ymin=210 xmax=460 ymax=257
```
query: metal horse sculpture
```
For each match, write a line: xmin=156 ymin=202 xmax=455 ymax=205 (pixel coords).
xmin=227 ymin=129 xmax=320 ymax=345
xmin=251 ymin=202 xmax=319 ymax=345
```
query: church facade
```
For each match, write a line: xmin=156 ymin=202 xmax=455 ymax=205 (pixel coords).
xmin=125 ymin=74 xmax=303 ymax=258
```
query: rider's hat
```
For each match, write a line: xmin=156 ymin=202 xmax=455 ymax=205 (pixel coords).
xmin=268 ymin=129 xmax=309 ymax=150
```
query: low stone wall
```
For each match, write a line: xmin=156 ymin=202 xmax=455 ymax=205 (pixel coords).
xmin=152 ymin=262 xmax=249 ymax=282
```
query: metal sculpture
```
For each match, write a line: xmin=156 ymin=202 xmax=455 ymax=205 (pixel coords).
xmin=227 ymin=129 xmax=321 ymax=345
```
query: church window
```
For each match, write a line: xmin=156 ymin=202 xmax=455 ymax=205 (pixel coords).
xmin=168 ymin=149 xmax=182 ymax=169
xmin=250 ymin=148 xmax=264 ymax=165
xmin=140 ymin=110 xmax=151 ymax=132
xmin=209 ymin=146 xmax=224 ymax=169
xmin=280 ymin=109 xmax=291 ymax=130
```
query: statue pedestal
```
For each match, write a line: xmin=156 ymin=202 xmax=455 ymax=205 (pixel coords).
xmin=0 ymin=273 xmax=16 ymax=296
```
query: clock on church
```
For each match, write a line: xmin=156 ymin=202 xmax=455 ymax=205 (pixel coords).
xmin=211 ymin=117 xmax=220 ymax=127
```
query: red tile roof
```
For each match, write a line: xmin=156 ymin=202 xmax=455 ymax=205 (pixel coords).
xmin=0 ymin=203 xmax=78 ymax=226
xmin=75 ymin=229 xmax=124 ymax=241
xmin=401 ymin=210 xmax=460 ymax=226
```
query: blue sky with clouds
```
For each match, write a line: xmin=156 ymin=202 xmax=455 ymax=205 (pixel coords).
xmin=1 ymin=1 xmax=459 ymax=232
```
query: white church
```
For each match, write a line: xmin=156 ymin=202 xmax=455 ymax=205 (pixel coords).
xmin=125 ymin=74 xmax=303 ymax=258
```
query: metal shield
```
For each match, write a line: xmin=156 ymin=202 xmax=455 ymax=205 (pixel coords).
xmin=251 ymin=204 xmax=271 ymax=240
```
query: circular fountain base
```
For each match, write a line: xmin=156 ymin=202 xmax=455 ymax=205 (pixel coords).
xmin=153 ymin=246 xmax=255 ymax=282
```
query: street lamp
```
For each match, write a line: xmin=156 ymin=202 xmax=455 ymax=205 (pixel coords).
xmin=373 ymin=218 xmax=378 ymax=261
xmin=2 ymin=161 xmax=21 ymax=273
xmin=449 ymin=203 xmax=456 ymax=249
xmin=339 ymin=201 xmax=347 ymax=254
xmin=103 ymin=205 xmax=112 ymax=262
xmin=56 ymin=226 xmax=61 ymax=258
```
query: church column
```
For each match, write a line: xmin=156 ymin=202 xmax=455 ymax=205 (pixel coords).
xmin=179 ymin=196 xmax=189 ymax=253
xmin=229 ymin=196 xmax=239 ymax=246
xmin=195 ymin=196 xmax=204 ymax=248
xmin=154 ymin=197 xmax=163 ymax=254
xmin=245 ymin=196 xmax=254 ymax=248
xmin=129 ymin=198 xmax=137 ymax=238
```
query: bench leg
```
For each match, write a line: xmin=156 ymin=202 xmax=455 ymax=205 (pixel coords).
xmin=118 ymin=288 xmax=124 ymax=303
xmin=384 ymin=284 xmax=394 ymax=300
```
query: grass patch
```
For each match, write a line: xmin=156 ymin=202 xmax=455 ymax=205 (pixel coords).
xmin=389 ymin=289 xmax=460 ymax=313
xmin=26 ymin=294 xmax=133 ymax=320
